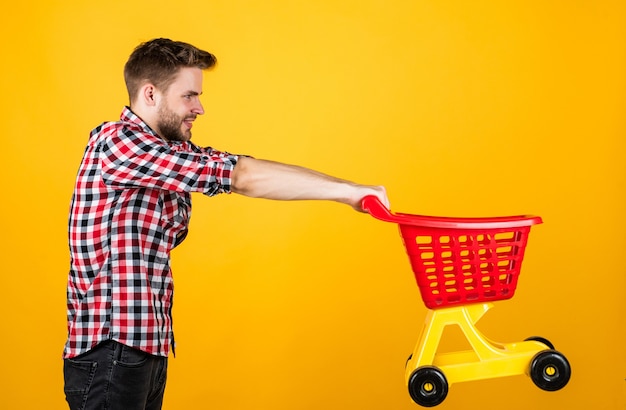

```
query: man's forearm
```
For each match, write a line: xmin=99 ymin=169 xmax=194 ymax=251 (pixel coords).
xmin=230 ymin=157 xmax=388 ymax=211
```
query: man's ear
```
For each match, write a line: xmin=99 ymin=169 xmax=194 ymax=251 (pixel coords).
xmin=140 ymin=84 xmax=159 ymax=107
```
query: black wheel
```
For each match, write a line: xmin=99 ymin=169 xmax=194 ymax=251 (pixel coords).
xmin=525 ymin=336 xmax=555 ymax=350
xmin=530 ymin=350 xmax=571 ymax=391
xmin=408 ymin=366 xmax=448 ymax=407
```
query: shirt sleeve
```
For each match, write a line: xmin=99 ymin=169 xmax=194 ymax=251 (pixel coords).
xmin=99 ymin=124 xmax=238 ymax=196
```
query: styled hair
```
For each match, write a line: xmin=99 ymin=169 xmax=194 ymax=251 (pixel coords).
xmin=123 ymin=38 xmax=217 ymax=104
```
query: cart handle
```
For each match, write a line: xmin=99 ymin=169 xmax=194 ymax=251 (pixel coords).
xmin=361 ymin=195 xmax=542 ymax=229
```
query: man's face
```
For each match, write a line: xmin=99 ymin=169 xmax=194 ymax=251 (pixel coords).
xmin=155 ymin=67 xmax=205 ymax=142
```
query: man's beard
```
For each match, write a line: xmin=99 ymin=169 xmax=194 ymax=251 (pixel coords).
xmin=157 ymin=103 xmax=191 ymax=142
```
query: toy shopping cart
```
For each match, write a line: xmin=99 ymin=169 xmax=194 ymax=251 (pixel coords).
xmin=362 ymin=196 xmax=571 ymax=407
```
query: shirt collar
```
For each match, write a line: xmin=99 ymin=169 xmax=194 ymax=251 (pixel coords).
xmin=120 ymin=106 xmax=158 ymax=136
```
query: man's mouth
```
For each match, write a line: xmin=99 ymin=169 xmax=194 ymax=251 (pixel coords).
xmin=183 ymin=117 xmax=196 ymax=129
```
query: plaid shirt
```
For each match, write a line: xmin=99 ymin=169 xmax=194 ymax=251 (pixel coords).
xmin=64 ymin=107 xmax=238 ymax=359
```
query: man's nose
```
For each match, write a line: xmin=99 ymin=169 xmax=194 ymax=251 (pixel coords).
xmin=193 ymin=101 xmax=205 ymax=115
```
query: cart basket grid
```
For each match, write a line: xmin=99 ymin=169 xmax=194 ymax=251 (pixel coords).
xmin=362 ymin=196 xmax=542 ymax=309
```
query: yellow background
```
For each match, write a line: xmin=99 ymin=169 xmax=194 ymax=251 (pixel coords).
xmin=1 ymin=1 xmax=624 ymax=409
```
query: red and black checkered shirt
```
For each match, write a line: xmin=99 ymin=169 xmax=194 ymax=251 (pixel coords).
xmin=64 ymin=107 xmax=239 ymax=359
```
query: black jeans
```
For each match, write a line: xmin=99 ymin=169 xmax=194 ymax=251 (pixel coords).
xmin=63 ymin=340 xmax=168 ymax=410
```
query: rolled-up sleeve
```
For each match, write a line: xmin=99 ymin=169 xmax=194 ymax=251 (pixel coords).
xmin=197 ymin=147 xmax=239 ymax=196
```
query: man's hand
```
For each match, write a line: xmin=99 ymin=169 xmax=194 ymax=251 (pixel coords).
xmin=347 ymin=185 xmax=389 ymax=212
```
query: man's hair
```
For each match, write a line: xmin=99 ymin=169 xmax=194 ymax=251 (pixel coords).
xmin=124 ymin=38 xmax=217 ymax=104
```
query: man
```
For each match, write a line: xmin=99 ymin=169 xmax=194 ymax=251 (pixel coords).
xmin=63 ymin=38 xmax=389 ymax=410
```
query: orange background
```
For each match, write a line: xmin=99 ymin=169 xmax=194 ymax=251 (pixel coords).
xmin=1 ymin=1 xmax=624 ymax=409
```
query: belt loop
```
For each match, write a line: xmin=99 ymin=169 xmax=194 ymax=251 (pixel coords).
xmin=112 ymin=340 xmax=123 ymax=362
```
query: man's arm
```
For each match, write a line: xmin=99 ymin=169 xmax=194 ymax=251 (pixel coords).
xmin=230 ymin=156 xmax=389 ymax=212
